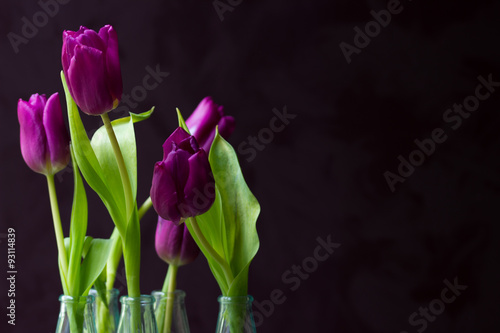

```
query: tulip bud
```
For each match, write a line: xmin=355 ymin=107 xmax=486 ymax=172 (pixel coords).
xmin=150 ymin=128 xmax=215 ymax=225
xmin=155 ymin=216 xmax=200 ymax=266
xmin=62 ymin=25 xmax=122 ymax=115
xmin=18 ymin=93 xmax=70 ymax=175
xmin=185 ymin=96 xmax=235 ymax=153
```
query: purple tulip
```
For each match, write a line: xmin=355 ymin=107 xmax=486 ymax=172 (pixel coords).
xmin=62 ymin=25 xmax=122 ymax=115
xmin=18 ymin=93 xmax=70 ymax=175
xmin=185 ymin=97 xmax=235 ymax=153
xmin=150 ymin=128 xmax=215 ymax=225
xmin=155 ymin=216 xmax=200 ymax=266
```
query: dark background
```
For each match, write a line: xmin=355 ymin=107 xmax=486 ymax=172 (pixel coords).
xmin=1 ymin=0 xmax=500 ymax=332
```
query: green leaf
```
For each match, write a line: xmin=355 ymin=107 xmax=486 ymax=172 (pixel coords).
xmin=186 ymin=190 xmax=230 ymax=294
xmin=90 ymin=108 xmax=154 ymax=224
xmin=131 ymin=108 xmax=154 ymax=123
xmin=67 ymin=146 xmax=88 ymax=297
xmin=92 ymin=271 xmax=109 ymax=309
xmin=176 ymin=108 xmax=190 ymax=134
xmin=82 ymin=236 xmax=94 ymax=258
xmin=61 ymin=71 xmax=126 ymax=234
xmin=187 ymin=129 xmax=260 ymax=297
xmin=90 ymin=108 xmax=154 ymax=230
xmin=80 ymin=238 xmax=113 ymax=295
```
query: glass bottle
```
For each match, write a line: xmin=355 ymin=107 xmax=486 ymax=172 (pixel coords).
xmin=151 ymin=290 xmax=190 ymax=333
xmin=215 ymin=296 xmax=256 ymax=333
xmin=89 ymin=288 xmax=120 ymax=333
xmin=117 ymin=295 xmax=157 ymax=333
xmin=55 ymin=294 xmax=97 ymax=333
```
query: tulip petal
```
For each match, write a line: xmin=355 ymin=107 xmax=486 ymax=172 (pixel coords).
xmin=99 ymin=25 xmax=122 ymax=102
xmin=78 ymin=28 xmax=107 ymax=52
xmin=44 ymin=93 xmax=70 ymax=173
xmin=162 ymin=127 xmax=191 ymax=159
xmin=164 ymin=148 xmax=191 ymax=202
xmin=67 ymin=45 xmax=114 ymax=115
xmin=151 ymin=149 xmax=190 ymax=225
xmin=18 ymin=98 xmax=48 ymax=174
xmin=199 ymin=115 xmax=236 ymax=153
xmin=155 ymin=217 xmax=200 ymax=266
xmin=218 ymin=115 xmax=236 ymax=140
xmin=151 ymin=161 xmax=182 ymax=223
xmin=28 ymin=93 xmax=47 ymax=110
xmin=178 ymin=136 xmax=199 ymax=155
xmin=179 ymin=222 xmax=200 ymax=265
xmin=186 ymin=96 xmax=220 ymax=145
xmin=183 ymin=149 xmax=215 ymax=216
xmin=155 ymin=217 xmax=182 ymax=265
xmin=62 ymin=33 xmax=78 ymax=89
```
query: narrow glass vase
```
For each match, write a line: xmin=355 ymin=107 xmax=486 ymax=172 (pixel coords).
xmin=215 ymin=296 xmax=256 ymax=333
xmin=89 ymin=288 xmax=120 ymax=333
xmin=117 ymin=295 xmax=158 ymax=333
xmin=55 ymin=295 xmax=97 ymax=333
xmin=152 ymin=290 xmax=190 ymax=333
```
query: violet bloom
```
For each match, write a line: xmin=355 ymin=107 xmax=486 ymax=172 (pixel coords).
xmin=18 ymin=93 xmax=70 ymax=175
xmin=186 ymin=97 xmax=235 ymax=153
xmin=62 ymin=25 xmax=122 ymax=115
xmin=150 ymin=128 xmax=215 ymax=225
xmin=155 ymin=216 xmax=200 ymax=266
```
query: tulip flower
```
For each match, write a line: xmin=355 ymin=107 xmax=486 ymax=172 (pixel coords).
xmin=155 ymin=216 xmax=200 ymax=266
xmin=62 ymin=25 xmax=122 ymax=115
xmin=186 ymin=96 xmax=235 ymax=153
xmin=150 ymin=127 xmax=215 ymax=225
xmin=18 ymin=93 xmax=70 ymax=175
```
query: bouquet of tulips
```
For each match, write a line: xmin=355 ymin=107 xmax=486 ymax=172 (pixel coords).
xmin=18 ymin=24 xmax=260 ymax=333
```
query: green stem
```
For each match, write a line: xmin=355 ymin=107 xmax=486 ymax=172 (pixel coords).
xmin=138 ymin=196 xmax=153 ymax=221
xmin=188 ymin=216 xmax=234 ymax=284
xmin=46 ymin=174 xmax=69 ymax=293
xmin=122 ymin=219 xmax=141 ymax=297
xmin=106 ymin=228 xmax=122 ymax=291
xmin=100 ymin=112 xmax=134 ymax=219
xmin=163 ymin=265 xmax=178 ymax=333
xmin=105 ymin=196 xmax=151 ymax=292
xmin=161 ymin=266 xmax=172 ymax=294
xmin=155 ymin=267 xmax=170 ymax=333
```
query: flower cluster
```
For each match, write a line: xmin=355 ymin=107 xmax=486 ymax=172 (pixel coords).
xmin=18 ymin=24 xmax=260 ymax=333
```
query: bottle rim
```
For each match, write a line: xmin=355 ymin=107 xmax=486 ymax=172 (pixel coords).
xmin=217 ymin=295 xmax=254 ymax=304
xmin=58 ymin=294 xmax=95 ymax=304
xmin=120 ymin=294 xmax=155 ymax=305
xmin=151 ymin=289 xmax=186 ymax=297
xmin=89 ymin=288 xmax=120 ymax=297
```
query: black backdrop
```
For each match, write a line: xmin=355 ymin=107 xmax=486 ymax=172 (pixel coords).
xmin=1 ymin=0 xmax=500 ymax=332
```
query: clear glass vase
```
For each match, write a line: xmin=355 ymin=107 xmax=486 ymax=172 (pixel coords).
xmin=215 ymin=296 xmax=256 ymax=333
xmin=89 ymin=288 xmax=120 ymax=333
xmin=55 ymin=294 xmax=97 ymax=333
xmin=151 ymin=290 xmax=190 ymax=333
xmin=117 ymin=295 xmax=157 ymax=333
